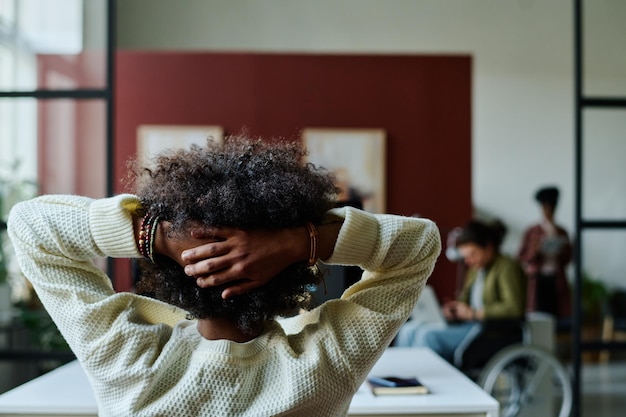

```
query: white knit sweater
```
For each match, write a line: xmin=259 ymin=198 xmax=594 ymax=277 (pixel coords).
xmin=8 ymin=194 xmax=440 ymax=417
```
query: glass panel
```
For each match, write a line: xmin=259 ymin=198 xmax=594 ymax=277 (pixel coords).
xmin=0 ymin=0 xmax=15 ymax=26
xmin=582 ymin=109 xmax=626 ymax=220
xmin=583 ymin=1 xmax=626 ymax=97
xmin=0 ymin=0 xmax=108 ymax=91
xmin=582 ymin=230 xmax=626 ymax=291
xmin=0 ymin=98 xmax=37 ymax=190
xmin=38 ymin=99 xmax=107 ymax=198
xmin=0 ymin=98 xmax=107 ymax=201
xmin=580 ymin=229 xmax=626 ymax=357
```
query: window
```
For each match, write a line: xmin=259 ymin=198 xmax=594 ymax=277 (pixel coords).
xmin=0 ymin=0 xmax=113 ymax=391
xmin=0 ymin=0 xmax=110 ymax=197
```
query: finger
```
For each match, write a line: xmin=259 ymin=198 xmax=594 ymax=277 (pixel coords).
xmin=221 ymin=280 xmax=260 ymax=299
xmin=185 ymin=255 xmax=233 ymax=277
xmin=194 ymin=267 xmax=243 ymax=288
xmin=182 ymin=241 xmax=230 ymax=263
xmin=195 ymin=274 xmax=224 ymax=288
xmin=190 ymin=227 xmax=218 ymax=239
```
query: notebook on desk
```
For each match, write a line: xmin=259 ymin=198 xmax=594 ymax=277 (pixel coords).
xmin=410 ymin=285 xmax=446 ymax=325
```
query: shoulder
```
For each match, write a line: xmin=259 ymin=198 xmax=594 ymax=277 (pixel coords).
xmin=493 ymin=254 xmax=524 ymax=273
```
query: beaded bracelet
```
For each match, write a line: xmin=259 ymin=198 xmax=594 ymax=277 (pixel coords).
xmin=305 ymin=221 xmax=319 ymax=267
xmin=138 ymin=213 xmax=160 ymax=263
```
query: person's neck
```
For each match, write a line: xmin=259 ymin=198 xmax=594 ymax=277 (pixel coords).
xmin=196 ymin=318 xmax=262 ymax=342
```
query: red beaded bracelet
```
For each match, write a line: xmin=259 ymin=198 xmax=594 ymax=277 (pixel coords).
xmin=138 ymin=213 xmax=160 ymax=263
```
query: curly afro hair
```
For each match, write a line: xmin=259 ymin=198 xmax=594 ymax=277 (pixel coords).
xmin=127 ymin=134 xmax=339 ymax=335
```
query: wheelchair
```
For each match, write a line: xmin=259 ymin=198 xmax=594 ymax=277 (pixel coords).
xmin=453 ymin=316 xmax=572 ymax=417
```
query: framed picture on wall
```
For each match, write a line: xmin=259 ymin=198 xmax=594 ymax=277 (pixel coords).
xmin=137 ymin=125 xmax=223 ymax=165
xmin=302 ymin=128 xmax=386 ymax=213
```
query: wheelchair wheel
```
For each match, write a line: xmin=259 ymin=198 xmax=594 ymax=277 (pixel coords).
xmin=478 ymin=344 xmax=572 ymax=417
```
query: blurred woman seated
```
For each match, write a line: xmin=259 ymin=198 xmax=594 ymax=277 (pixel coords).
xmin=396 ymin=219 xmax=527 ymax=363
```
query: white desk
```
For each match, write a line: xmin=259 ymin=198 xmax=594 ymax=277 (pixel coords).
xmin=0 ymin=360 xmax=95 ymax=417
xmin=350 ymin=347 xmax=498 ymax=416
xmin=0 ymin=347 xmax=498 ymax=417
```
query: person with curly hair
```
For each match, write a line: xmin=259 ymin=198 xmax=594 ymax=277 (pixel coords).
xmin=8 ymin=135 xmax=440 ymax=417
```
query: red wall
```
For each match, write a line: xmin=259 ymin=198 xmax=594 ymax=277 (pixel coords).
xmin=115 ymin=51 xmax=472 ymax=300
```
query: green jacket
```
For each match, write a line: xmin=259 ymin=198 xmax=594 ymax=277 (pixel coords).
xmin=458 ymin=254 xmax=527 ymax=319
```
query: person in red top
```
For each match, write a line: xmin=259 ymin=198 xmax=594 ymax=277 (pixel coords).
xmin=518 ymin=186 xmax=572 ymax=319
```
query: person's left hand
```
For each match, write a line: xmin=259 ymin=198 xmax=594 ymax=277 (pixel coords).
xmin=181 ymin=226 xmax=307 ymax=298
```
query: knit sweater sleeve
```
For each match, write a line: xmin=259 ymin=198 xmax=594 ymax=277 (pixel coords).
xmin=313 ymin=206 xmax=441 ymax=384
xmin=7 ymin=194 xmax=186 ymax=365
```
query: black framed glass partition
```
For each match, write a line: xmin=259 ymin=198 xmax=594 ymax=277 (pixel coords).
xmin=0 ymin=0 xmax=114 ymax=392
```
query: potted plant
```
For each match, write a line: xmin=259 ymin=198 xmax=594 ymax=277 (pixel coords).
xmin=0 ymin=160 xmax=37 ymax=295
xmin=1 ymin=160 xmax=72 ymax=375
xmin=581 ymin=271 xmax=609 ymax=325
xmin=0 ymin=219 xmax=9 ymax=311
xmin=580 ymin=271 xmax=610 ymax=362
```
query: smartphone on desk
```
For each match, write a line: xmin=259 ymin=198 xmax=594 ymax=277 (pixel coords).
xmin=366 ymin=376 xmax=429 ymax=395
xmin=368 ymin=376 xmax=420 ymax=387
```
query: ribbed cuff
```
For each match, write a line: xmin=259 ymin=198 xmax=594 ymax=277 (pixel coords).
xmin=324 ymin=206 xmax=378 ymax=268
xmin=89 ymin=194 xmax=142 ymax=258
